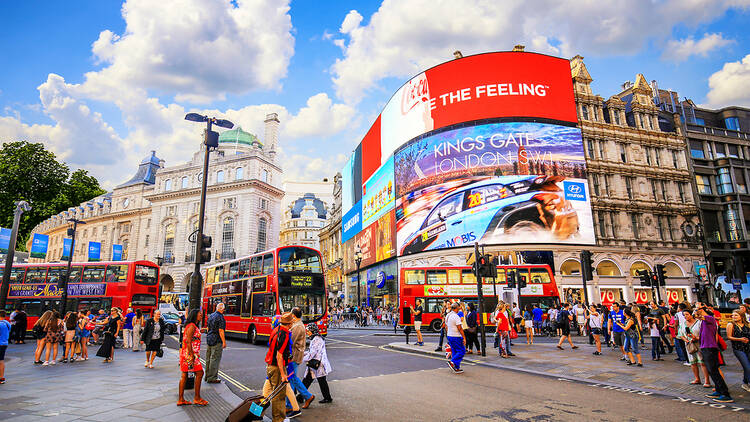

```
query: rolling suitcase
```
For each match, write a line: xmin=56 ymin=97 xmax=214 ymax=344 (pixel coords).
xmin=226 ymin=381 xmax=288 ymax=422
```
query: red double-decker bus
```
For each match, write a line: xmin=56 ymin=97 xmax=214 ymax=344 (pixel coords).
xmin=2 ymin=260 xmax=160 ymax=334
xmin=399 ymin=264 xmax=560 ymax=331
xmin=202 ymin=246 xmax=328 ymax=344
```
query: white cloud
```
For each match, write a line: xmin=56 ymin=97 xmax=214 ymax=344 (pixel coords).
xmin=280 ymin=153 xmax=348 ymax=183
xmin=705 ymin=54 xmax=750 ymax=108
xmin=331 ymin=0 xmax=750 ymax=103
xmin=662 ymin=33 xmax=733 ymax=62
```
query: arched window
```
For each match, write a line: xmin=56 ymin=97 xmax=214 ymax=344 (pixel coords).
xmin=257 ymin=217 xmax=267 ymax=252
xmin=164 ymin=179 xmax=172 ymax=191
xmin=560 ymin=259 xmax=581 ymax=275
xmin=181 ymin=176 xmax=189 ymax=189
xmin=596 ymin=260 xmax=622 ymax=276
xmin=163 ymin=223 xmax=175 ymax=262
xmin=222 ymin=217 xmax=234 ymax=258
xmin=236 ymin=167 xmax=243 ymax=180
xmin=629 ymin=261 xmax=651 ymax=276
xmin=217 ymin=170 xmax=225 ymax=183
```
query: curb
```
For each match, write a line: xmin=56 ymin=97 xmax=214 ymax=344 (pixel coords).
xmin=385 ymin=343 xmax=750 ymax=412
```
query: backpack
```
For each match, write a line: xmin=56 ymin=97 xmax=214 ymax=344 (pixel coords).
xmin=264 ymin=327 xmax=292 ymax=366
xmin=557 ymin=310 xmax=567 ymax=325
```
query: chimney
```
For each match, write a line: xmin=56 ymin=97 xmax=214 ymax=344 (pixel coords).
xmin=512 ymin=44 xmax=525 ymax=52
xmin=453 ymin=50 xmax=463 ymax=59
xmin=264 ymin=113 xmax=280 ymax=159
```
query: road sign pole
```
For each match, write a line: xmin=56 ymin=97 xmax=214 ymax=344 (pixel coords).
xmin=475 ymin=242 xmax=486 ymax=357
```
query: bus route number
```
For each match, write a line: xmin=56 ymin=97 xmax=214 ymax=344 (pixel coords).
xmin=290 ymin=275 xmax=313 ymax=288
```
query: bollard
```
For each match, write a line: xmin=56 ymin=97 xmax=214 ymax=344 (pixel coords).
xmin=404 ymin=326 xmax=412 ymax=344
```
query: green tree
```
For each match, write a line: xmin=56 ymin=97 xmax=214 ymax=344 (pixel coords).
xmin=0 ymin=141 xmax=106 ymax=251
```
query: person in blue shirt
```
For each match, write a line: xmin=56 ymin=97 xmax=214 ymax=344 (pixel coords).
xmin=608 ymin=302 xmax=626 ymax=360
xmin=123 ymin=308 xmax=135 ymax=349
xmin=531 ymin=305 xmax=544 ymax=335
xmin=0 ymin=310 xmax=12 ymax=384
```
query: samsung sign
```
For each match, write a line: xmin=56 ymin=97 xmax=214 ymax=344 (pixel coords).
xmin=342 ymin=200 xmax=362 ymax=243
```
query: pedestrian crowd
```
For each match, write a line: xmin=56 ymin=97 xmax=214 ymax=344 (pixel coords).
xmin=328 ymin=304 xmax=397 ymax=328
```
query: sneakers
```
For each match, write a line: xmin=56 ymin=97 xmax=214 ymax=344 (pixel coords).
xmin=434 ymin=346 xmax=443 ymax=352
xmin=50 ymin=360 xmax=56 ymax=365
xmin=286 ymin=410 xmax=302 ymax=419
xmin=454 ymin=368 xmax=464 ymax=374
xmin=742 ymin=383 xmax=750 ymax=393
xmin=42 ymin=361 xmax=49 ymax=366
xmin=592 ymin=351 xmax=601 ymax=355
xmin=705 ymin=391 xmax=721 ymax=398
xmin=447 ymin=361 xmax=457 ymax=372
xmin=145 ymin=362 xmax=149 ymax=367
xmin=712 ymin=395 xmax=733 ymax=403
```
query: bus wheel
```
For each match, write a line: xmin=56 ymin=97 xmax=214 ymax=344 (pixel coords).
xmin=430 ymin=319 xmax=442 ymax=332
xmin=247 ymin=326 xmax=257 ymax=344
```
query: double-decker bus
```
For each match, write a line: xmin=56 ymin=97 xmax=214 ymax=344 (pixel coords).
xmin=202 ymin=246 xmax=328 ymax=344
xmin=399 ymin=264 xmax=560 ymax=332
xmin=159 ymin=291 xmax=189 ymax=316
xmin=1 ymin=260 xmax=160 ymax=335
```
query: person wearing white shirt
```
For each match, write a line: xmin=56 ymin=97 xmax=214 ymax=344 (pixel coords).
xmin=445 ymin=302 xmax=466 ymax=374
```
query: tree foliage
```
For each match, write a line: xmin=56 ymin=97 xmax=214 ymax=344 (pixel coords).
xmin=0 ymin=141 xmax=107 ymax=251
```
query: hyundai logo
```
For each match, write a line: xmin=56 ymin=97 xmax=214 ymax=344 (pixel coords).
xmin=568 ymin=184 xmax=582 ymax=194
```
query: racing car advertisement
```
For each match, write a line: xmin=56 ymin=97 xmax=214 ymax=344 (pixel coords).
xmin=394 ymin=121 xmax=595 ymax=255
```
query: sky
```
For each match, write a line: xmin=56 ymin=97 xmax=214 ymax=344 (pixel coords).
xmin=1 ymin=0 xmax=749 ymax=190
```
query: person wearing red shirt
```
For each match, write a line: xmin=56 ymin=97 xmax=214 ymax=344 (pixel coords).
xmin=494 ymin=303 xmax=511 ymax=358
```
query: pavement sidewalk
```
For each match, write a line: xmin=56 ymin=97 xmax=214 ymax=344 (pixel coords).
xmin=388 ymin=339 xmax=750 ymax=408
xmin=0 ymin=342 xmax=248 ymax=422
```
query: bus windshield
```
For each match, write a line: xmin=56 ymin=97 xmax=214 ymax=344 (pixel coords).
xmin=134 ymin=265 xmax=158 ymax=285
xmin=278 ymin=247 xmax=322 ymax=273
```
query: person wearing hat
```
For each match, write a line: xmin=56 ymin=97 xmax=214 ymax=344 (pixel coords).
xmin=265 ymin=312 xmax=294 ymax=422
xmin=302 ymin=323 xmax=333 ymax=404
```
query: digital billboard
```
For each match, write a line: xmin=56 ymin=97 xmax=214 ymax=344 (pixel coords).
xmin=362 ymin=156 xmax=395 ymax=228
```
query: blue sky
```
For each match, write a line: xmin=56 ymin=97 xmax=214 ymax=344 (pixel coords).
xmin=1 ymin=0 xmax=749 ymax=189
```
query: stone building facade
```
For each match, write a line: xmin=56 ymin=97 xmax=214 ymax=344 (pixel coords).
xmin=279 ymin=180 xmax=333 ymax=249
xmin=28 ymin=114 xmax=284 ymax=293
xmin=319 ymin=173 xmax=344 ymax=303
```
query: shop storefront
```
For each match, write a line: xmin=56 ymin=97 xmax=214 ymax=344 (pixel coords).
xmin=666 ymin=287 xmax=689 ymax=305
xmin=365 ymin=259 xmax=398 ymax=308
xmin=563 ymin=287 xmax=584 ymax=304
xmin=633 ymin=288 xmax=655 ymax=305
xmin=599 ymin=287 xmax=624 ymax=306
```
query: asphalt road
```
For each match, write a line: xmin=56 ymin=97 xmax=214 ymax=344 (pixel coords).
xmin=163 ymin=329 xmax=746 ymax=421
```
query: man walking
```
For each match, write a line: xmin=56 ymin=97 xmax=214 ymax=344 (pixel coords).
xmin=0 ymin=310 xmax=10 ymax=384
xmin=696 ymin=304 xmax=733 ymax=403
xmin=445 ymin=302 xmax=466 ymax=374
xmin=609 ymin=302 xmax=626 ymax=360
xmin=435 ymin=300 xmax=449 ymax=351
xmin=205 ymin=302 xmax=227 ymax=383
xmin=123 ymin=308 xmax=135 ymax=349
xmin=265 ymin=312 xmax=293 ymax=422
xmin=556 ymin=303 xmax=578 ymax=350
xmin=289 ymin=308 xmax=315 ymax=408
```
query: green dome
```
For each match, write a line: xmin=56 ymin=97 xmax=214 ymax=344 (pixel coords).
xmin=218 ymin=127 xmax=262 ymax=148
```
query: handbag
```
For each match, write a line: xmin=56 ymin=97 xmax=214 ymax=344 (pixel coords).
xmin=185 ymin=371 xmax=195 ymax=390
xmin=306 ymin=358 xmax=321 ymax=370
xmin=85 ymin=322 xmax=96 ymax=331
xmin=686 ymin=339 xmax=700 ymax=355
xmin=156 ymin=347 xmax=164 ymax=358
xmin=509 ymin=328 xmax=518 ymax=339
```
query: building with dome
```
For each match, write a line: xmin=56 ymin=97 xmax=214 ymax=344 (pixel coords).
xmin=27 ymin=113 xmax=284 ymax=293
xmin=279 ymin=181 xmax=333 ymax=250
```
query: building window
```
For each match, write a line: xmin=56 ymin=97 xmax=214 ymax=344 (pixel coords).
xmin=695 ymin=117 xmax=705 ymax=126
xmin=164 ymin=179 xmax=172 ymax=191
xmin=654 ymin=149 xmax=661 ymax=166
xmin=729 ymin=144 xmax=739 ymax=158
xmin=678 ymin=182 xmax=686 ymax=202
xmin=582 ymin=105 xmax=589 ymax=120
xmin=592 ymin=174 xmax=600 ymax=196
xmin=609 ymin=212 xmax=618 ymax=235
xmin=706 ymin=142 xmax=714 ymax=159
xmin=144 ymin=235 xmax=149 ymax=247
xmin=597 ymin=212 xmax=608 ymax=238
xmin=259 ymin=198 xmax=268 ymax=210
xmin=257 ymin=218 xmax=267 ymax=252
xmin=724 ymin=204 xmax=743 ymax=241
xmin=236 ymin=167 xmax=243 ymax=180
xmin=614 ymin=111 xmax=621 ymax=125
xmin=625 ymin=176 xmax=633 ymax=199
xmin=261 ymin=169 xmax=269 ymax=183
xmin=651 ymin=180 xmax=659 ymax=201
xmin=661 ymin=180 xmax=668 ymax=202
xmin=690 ymin=141 xmax=705 ymax=159
xmin=598 ymin=141 xmax=605 ymax=160
xmin=223 ymin=198 xmax=236 ymax=209
xmin=163 ymin=223 xmax=175 ymax=262
xmin=587 ymin=139 xmax=595 ymax=159
xmin=695 ymin=175 xmax=712 ymax=195
xmin=619 ymin=143 xmax=627 ymax=163
xmin=717 ymin=167 xmax=734 ymax=194
xmin=735 ymin=168 xmax=747 ymax=194
xmin=656 ymin=215 xmax=665 ymax=240
xmin=630 ymin=213 xmax=640 ymax=239
xmin=181 ymin=176 xmax=188 ymax=189
xmin=602 ymin=175 xmax=610 ymax=196
xmin=645 ymin=147 xmax=652 ymax=165
xmin=672 ymin=150 xmax=679 ymax=168
xmin=715 ymin=143 xmax=726 ymax=158
xmin=726 ymin=117 xmax=741 ymax=131
xmin=167 ymin=206 xmax=176 ymax=216
xmin=221 ymin=217 xmax=234 ymax=257
xmin=665 ymin=216 xmax=673 ymax=241
xmin=217 ymin=170 xmax=225 ymax=183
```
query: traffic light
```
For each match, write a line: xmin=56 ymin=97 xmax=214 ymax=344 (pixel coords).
xmin=580 ymin=250 xmax=594 ymax=281
xmin=638 ymin=269 xmax=651 ymax=287
xmin=482 ymin=254 xmax=497 ymax=278
xmin=507 ymin=270 xmax=517 ymax=289
xmin=198 ymin=234 xmax=212 ymax=263
xmin=518 ymin=274 xmax=527 ymax=289
xmin=655 ymin=264 xmax=667 ymax=286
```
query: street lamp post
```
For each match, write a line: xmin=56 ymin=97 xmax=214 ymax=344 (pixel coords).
xmin=354 ymin=247 xmax=363 ymax=308
xmin=0 ymin=201 xmax=31 ymax=310
xmin=60 ymin=218 xmax=86 ymax=314
xmin=184 ymin=113 xmax=233 ymax=312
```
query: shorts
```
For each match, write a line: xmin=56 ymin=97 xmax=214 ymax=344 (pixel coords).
xmin=414 ymin=321 xmax=422 ymax=331
xmin=590 ymin=327 xmax=602 ymax=335
xmin=560 ymin=325 xmax=571 ymax=336
xmin=533 ymin=320 xmax=542 ymax=330
xmin=0 ymin=345 xmax=6 ymax=361
xmin=613 ymin=331 xmax=624 ymax=347
xmin=524 ymin=320 xmax=533 ymax=329
xmin=65 ymin=330 xmax=75 ymax=343
xmin=514 ymin=317 xmax=522 ymax=325
xmin=687 ymin=351 xmax=703 ymax=365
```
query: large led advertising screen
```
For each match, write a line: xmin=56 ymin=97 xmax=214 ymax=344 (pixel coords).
xmin=340 ymin=51 xmax=593 ymax=266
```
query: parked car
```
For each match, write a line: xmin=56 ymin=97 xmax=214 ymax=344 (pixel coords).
xmin=162 ymin=312 xmax=181 ymax=335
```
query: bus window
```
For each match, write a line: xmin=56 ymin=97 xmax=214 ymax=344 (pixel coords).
xmin=229 ymin=262 xmax=239 ymax=280
xmin=404 ymin=270 xmax=425 ymax=284
xmin=20 ymin=299 xmax=42 ymax=316
xmin=207 ymin=268 xmax=215 ymax=285
xmin=82 ymin=265 xmax=106 ymax=283
xmin=251 ymin=292 xmax=275 ymax=316
xmin=250 ymin=256 xmax=262 ymax=276
xmin=131 ymin=294 xmax=157 ymax=307
xmin=529 ymin=268 xmax=551 ymax=283
xmin=495 ymin=268 xmax=507 ymax=284
xmin=47 ymin=267 xmax=66 ymax=285
xmin=225 ymin=295 xmax=239 ymax=315
xmin=426 ymin=270 xmax=447 ymax=284
xmin=221 ymin=265 xmax=229 ymax=282
xmin=447 ymin=269 xmax=461 ymax=284
xmin=25 ymin=267 xmax=47 ymax=284
xmin=69 ymin=266 xmax=83 ymax=284
xmin=262 ymin=253 xmax=274 ymax=274
xmin=461 ymin=269 xmax=476 ymax=284
xmin=10 ymin=267 xmax=25 ymax=283
xmin=278 ymin=247 xmax=321 ymax=273
xmin=423 ymin=298 xmax=443 ymax=313
xmin=106 ymin=264 xmax=129 ymax=283
xmin=239 ymin=259 xmax=250 ymax=278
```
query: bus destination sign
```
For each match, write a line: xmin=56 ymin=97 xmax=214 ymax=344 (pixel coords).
xmin=9 ymin=283 xmax=107 ymax=298
xmin=290 ymin=275 xmax=313 ymax=288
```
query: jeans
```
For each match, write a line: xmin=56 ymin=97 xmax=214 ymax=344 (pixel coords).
xmin=674 ymin=338 xmax=687 ymax=361
xmin=204 ymin=343 xmax=223 ymax=382
xmin=286 ymin=362 xmax=312 ymax=404
xmin=447 ymin=336 xmax=465 ymax=370
xmin=651 ymin=337 xmax=661 ymax=359
xmin=466 ymin=330 xmax=480 ymax=351
xmin=701 ymin=347 xmax=730 ymax=396
xmin=733 ymin=348 xmax=750 ymax=384
xmin=122 ymin=329 xmax=132 ymax=348
xmin=624 ymin=333 xmax=640 ymax=355
xmin=437 ymin=327 xmax=446 ymax=347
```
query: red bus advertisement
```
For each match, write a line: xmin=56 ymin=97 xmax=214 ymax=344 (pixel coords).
xmin=2 ymin=260 xmax=160 ymax=334
xmin=399 ymin=264 xmax=560 ymax=331
xmin=202 ymin=246 xmax=328 ymax=344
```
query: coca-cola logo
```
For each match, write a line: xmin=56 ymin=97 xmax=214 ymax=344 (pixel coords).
xmin=401 ymin=73 xmax=429 ymax=116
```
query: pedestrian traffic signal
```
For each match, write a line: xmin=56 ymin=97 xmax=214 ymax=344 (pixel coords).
xmin=507 ymin=270 xmax=517 ymax=289
xmin=198 ymin=234 xmax=212 ymax=263
xmin=655 ymin=264 xmax=667 ymax=286
xmin=580 ymin=250 xmax=594 ymax=281
xmin=483 ymin=254 xmax=497 ymax=278
xmin=518 ymin=274 xmax=527 ymax=289
xmin=638 ymin=269 xmax=651 ymax=286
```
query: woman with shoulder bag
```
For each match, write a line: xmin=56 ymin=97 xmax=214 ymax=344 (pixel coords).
xmin=33 ymin=310 xmax=53 ymax=365
xmin=302 ymin=323 xmax=333 ymax=404
xmin=588 ymin=305 xmax=603 ymax=355
xmin=465 ymin=303 xmax=480 ymax=354
xmin=62 ymin=312 xmax=78 ymax=363
xmin=524 ymin=305 xmax=534 ymax=345
xmin=682 ymin=310 xmax=711 ymax=387
xmin=142 ymin=310 xmax=166 ymax=368
xmin=77 ymin=311 xmax=91 ymax=361
xmin=96 ymin=308 xmax=122 ymax=363
xmin=726 ymin=309 xmax=750 ymax=392
xmin=617 ymin=309 xmax=642 ymax=367
xmin=177 ymin=309 xmax=207 ymax=406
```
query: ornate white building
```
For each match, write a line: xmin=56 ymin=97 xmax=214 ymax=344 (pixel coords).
xmin=28 ymin=114 xmax=284 ymax=292
xmin=279 ymin=181 xmax=333 ymax=249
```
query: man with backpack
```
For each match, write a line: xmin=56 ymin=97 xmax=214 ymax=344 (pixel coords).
xmin=265 ymin=312 xmax=294 ymax=422
xmin=556 ymin=303 xmax=578 ymax=350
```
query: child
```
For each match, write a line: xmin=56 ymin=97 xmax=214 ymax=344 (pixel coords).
xmin=649 ymin=319 xmax=662 ymax=361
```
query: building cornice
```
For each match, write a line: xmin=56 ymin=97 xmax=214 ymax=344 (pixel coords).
xmin=145 ymin=179 xmax=283 ymax=202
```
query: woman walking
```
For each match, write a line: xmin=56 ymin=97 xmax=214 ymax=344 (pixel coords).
xmin=132 ymin=309 xmax=144 ymax=352
xmin=726 ymin=309 xmax=750 ymax=392
xmin=618 ymin=308 xmax=643 ymax=367
xmin=588 ymin=305 xmax=603 ymax=355
xmin=524 ymin=305 xmax=534 ymax=345
xmin=142 ymin=310 xmax=166 ymax=368
xmin=43 ymin=311 xmax=61 ymax=366
xmin=465 ymin=303 xmax=481 ymax=354
xmin=33 ymin=310 xmax=53 ymax=364
xmin=62 ymin=312 xmax=78 ymax=363
xmin=177 ymin=309 xmax=207 ymax=406
xmin=494 ymin=303 xmax=511 ymax=358
xmin=682 ymin=310 xmax=711 ymax=387
xmin=96 ymin=308 xmax=122 ymax=363
xmin=302 ymin=323 xmax=333 ymax=404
